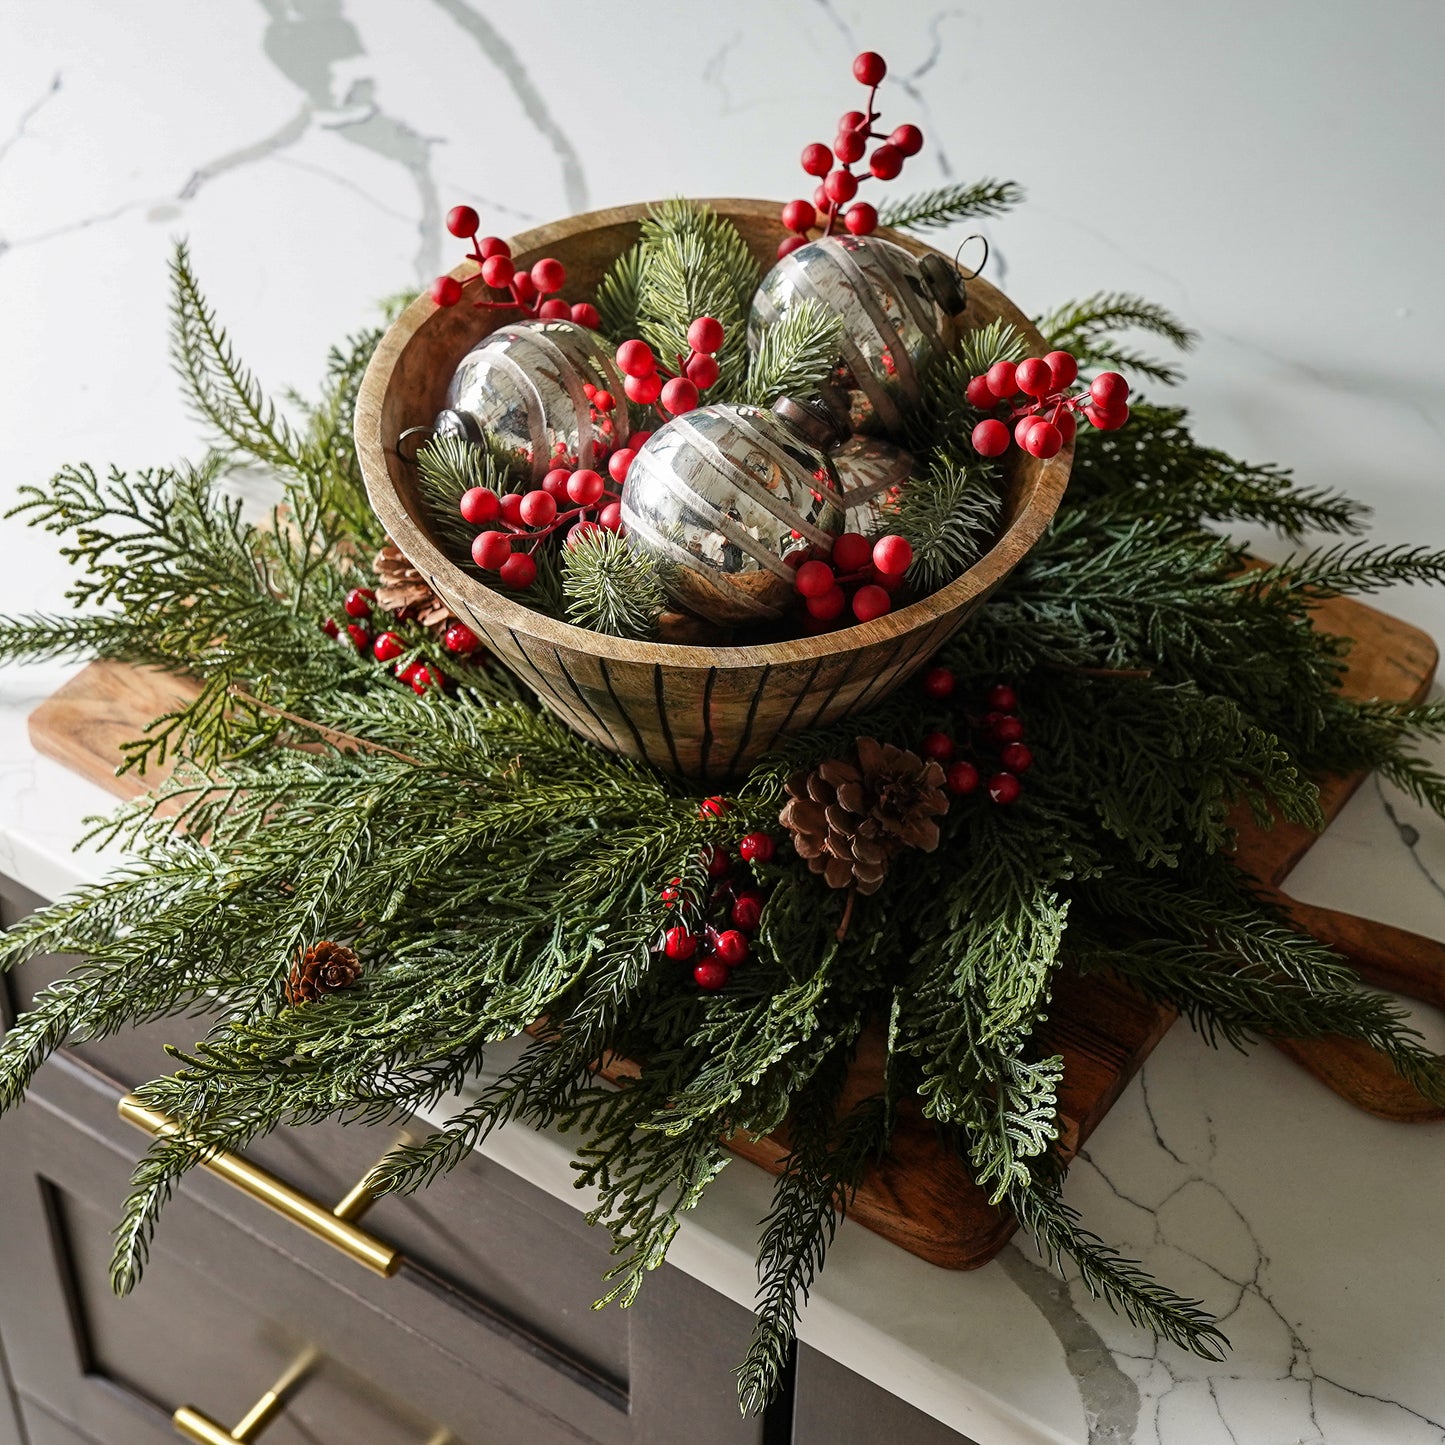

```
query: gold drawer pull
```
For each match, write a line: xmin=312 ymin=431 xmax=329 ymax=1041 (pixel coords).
xmin=172 ymin=1348 xmax=318 ymax=1444
xmin=118 ymin=1094 xmax=402 ymax=1278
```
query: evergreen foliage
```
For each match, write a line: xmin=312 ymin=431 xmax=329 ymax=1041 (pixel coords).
xmin=561 ymin=528 xmax=672 ymax=639
xmin=2 ymin=192 xmax=1445 ymax=1418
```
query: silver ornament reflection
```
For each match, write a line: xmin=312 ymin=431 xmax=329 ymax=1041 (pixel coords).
xmin=749 ymin=234 xmax=964 ymax=440
xmin=831 ymin=435 xmax=913 ymax=534
xmin=441 ymin=319 xmax=629 ymax=481
xmin=620 ymin=403 xmax=847 ymax=625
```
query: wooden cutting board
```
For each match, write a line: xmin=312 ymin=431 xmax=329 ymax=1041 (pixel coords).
xmin=25 ymin=591 xmax=1438 ymax=1269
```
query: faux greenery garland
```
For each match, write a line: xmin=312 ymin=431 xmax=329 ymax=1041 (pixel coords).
xmin=3 ymin=184 xmax=1445 ymax=1417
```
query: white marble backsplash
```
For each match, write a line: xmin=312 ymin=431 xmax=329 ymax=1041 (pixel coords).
xmin=3 ymin=4 xmax=1444 ymax=1442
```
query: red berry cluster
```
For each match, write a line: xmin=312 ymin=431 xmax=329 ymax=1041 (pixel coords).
xmin=793 ymin=530 xmax=913 ymax=628
xmin=613 ymin=316 xmax=724 ymax=424
xmin=429 ymin=206 xmax=601 ymax=328
xmin=918 ymin=670 xmax=1033 ymax=805
xmin=659 ymin=803 xmax=777 ymax=991
xmin=460 ymin=450 xmax=646 ymax=592
xmin=779 ymin=51 xmax=924 ymax=258
xmin=967 ymin=351 xmax=1131 ymax=461
xmin=320 ymin=587 xmax=481 ymax=695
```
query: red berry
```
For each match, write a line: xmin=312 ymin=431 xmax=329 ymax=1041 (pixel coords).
xmin=498 ymin=552 xmax=537 ymax=590
xmin=321 ymin=617 xmax=340 ymax=639
xmin=519 ymin=490 xmax=557 ymax=527
xmin=965 ymin=375 xmax=996 ymax=409
xmin=871 ymin=534 xmax=913 ymax=577
xmin=704 ymin=843 xmax=731 ymax=878
xmin=869 ymin=144 xmax=903 ymax=180
xmin=565 ymin=469 xmax=604 ymax=506
xmin=1056 ymin=410 xmax=1077 ymax=445
xmin=660 ymin=377 xmax=700 ymax=415
xmin=495 ymin=496 xmax=523 ymax=537
xmin=986 ymin=360 xmax=1018 ymax=399
xmin=480 ymin=255 xmax=514 ymax=288
xmin=345 ymin=623 xmax=370 ymax=651
xmin=992 ymin=715 xmax=1025 ymax=745
xmin=542 ymin=468 xmax=572 ymax=498
xmin=971 ymin=418 xmax=1010 ymax=457
xmin=843 ymin=202 xmax=878 ymax=236
xmin=806 ymin=586 xmax=847 ymax=622
xmin=890 ymin=124 xmax=924 ymax=157
xmin=1090 ymin=372 xmax=1130 ymax=409
xmin=712 ymin=929 xmax=749 ymax=966
xmin=409 ymin=663 xmax=442 ymax=696
xmin=664 ymin=926 xmax=698 ymax=961
xmin=921 ymin=731 xmax=954 ymax=762
xmin=372 ymin=630 xmax=405 ymax=663
xmin=472 ymin=530 xmax=512 ymax=570
xmin=738 ymin=831 xmax=776 ymax=864
xmin=986 ymin=684 xmax=1017 ymax=711
xmin=444 ymin=623 xmax=480 ymax=655
xmin=988 ymin=772 xmax=1022 ymax=805
xmin=1016 ymin=357 xmax=1054 ymax=398
xmin=1085 ymin=401 xmax=1130 ymax=432
xmin=625 ymin=371 xmax=663 ymax=404
xmin=688 ymin=316 xmax=725 ymax=354
xmin=446 ymin=205 xmax=480 ymax=238
xmin=531 ymin=258 xmax=566 ymax=294
xmin=686 ymin=354 xmax=721 ymax=390
xmin=801 ymin=142 xmax=833 ymax=177
xmin=947 ymin=760 xmax=980 ymax=795
xmin=922 ymin=665 xmax=955 ymax=699
xmin=537 ymin=299 xmax=570 ymax=320
xmin=344 ymin=588 xmax=372 ymax=619
xmin=599 ymin=502 xmax=623 ymax=531
xmin=814 ymin=183 xmax=831 ymax=213
xmin=510 ymin=272 xmax=537 ymax=305
xmin=832 ymin=533 xmax=873 ymax=574
xmin=1000 ymin=742 xmax=1033 ymax=773
xmin=608 ymin=449 xmax=637 ymax=484
xmin=794 ymin=559 xmax=836 ymax=598
xmin=731 ymin=893 xmax=764 ymax=932
xmin=661 ymin=877 xmax=683 ymax=904
xmin=478 ymin=236 xmax=510 ymax=259
xmin=459 ymin=486 xmax=500 ymax=525
xmin=1023 ymin=421 xmax=1063 ymax=460
xmin=616 ymin=340 xmax=656 ymax=378
xmin=570 ymin=302 xmax=601 ymax=329
xmin=778 ymin=235 xmax=809 ymax=259
xmin=693 ymin=960 xmax=730 ymax=991
xmin=592 ymin=388 xmax=616 ymax=413
xmin=852 ymin=584 xmax=891 ymax=622
xmin=630 ymin=431 xmax=653 ymax=449
xmin=839 ymin=110 xmax=867 ymax=132
xmin=699 ymin=794 xmax=730 ymax=819
xmin=430 ymin=275 xmax=463 ymax=307
xmin=1045 ymin=351 xmax=1078 ymax=389
xmin=825 ymin=169 xmax=858 ymax=204
xmin=566 ymin=520 xmax=603 ymax=547
xmin=853 ymin=51 xmax=887 ymax=85
xmin=834 ymin=130 xmax=866 ymax=164
xmin=781 ymin=199 xmax=817 ymax=233
xmin=1015 ymin=415 xmax=1044 ymax=449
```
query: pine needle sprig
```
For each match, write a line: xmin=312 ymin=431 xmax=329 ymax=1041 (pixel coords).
xmin=1037 ymin=291 xmax=1198 ymax=387
xmin=743 ymin=297 xmax=843 ymax=407
xmin=595 ymin=242 xmax=646 ymax=340
xmin=561 ymin=529 xmax=671 ymax=640
xmin=878 ymin=180 xmax=1025 ymax=233
xmin=886 ymin=460 xmax=1000 ymax=591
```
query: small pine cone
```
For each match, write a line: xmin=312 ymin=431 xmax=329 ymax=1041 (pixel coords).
xmin=780 ymin=736 xmax=948 ymax=895
xmin=373 ymin=543 xmax=453 ymax=630
xmin=285 ymin=941 xmax=363 ymax=1006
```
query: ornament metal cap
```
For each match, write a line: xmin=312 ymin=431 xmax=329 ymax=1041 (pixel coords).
xmin=919 ymin=254 xmax=967 ymax=316
xmin=431 ymin=407 xmax=483 ymax=444
xmin=771 ymin=395 xmax=848 ymax=451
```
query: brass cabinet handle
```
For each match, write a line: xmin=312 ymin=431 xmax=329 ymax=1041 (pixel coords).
xmin=118 ymin=1094 xmax=402 ymax=1278
xmin=173 ymin=1348 xmax=318 ymax=1443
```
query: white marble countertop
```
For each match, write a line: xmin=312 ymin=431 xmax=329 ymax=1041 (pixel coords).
xmin=3 ymin=4 xmax=1445 ymax=1442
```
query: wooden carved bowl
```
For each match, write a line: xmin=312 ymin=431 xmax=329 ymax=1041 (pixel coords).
xmin=356 ymin=199 xmax=1071 ymax=779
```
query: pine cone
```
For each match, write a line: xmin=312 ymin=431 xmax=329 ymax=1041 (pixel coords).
xmin=373 ymin=544 xmax=453 ymax=630
xmin=285 ymin=941 xmax=363 ymax=1006
xmin=780 ymin=737 xmax=948 ymax=895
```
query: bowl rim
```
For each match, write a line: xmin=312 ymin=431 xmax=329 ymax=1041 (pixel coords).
xmin=355 ymin=197 xmax=1071 ymax=672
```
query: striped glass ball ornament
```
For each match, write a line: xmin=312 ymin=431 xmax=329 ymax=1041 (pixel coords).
xmin=748 ymin=234 xmax=966 ymax=440
xmin=620 ymin=402 xmax=847 ymax=625
xmin=441 ymin=319 xmax=630 ymax=482
xmin=831 ymin=435 xmax=914 ymax=534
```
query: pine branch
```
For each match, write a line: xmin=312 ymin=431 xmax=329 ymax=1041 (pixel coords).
xmin=595 ymin=242 xmax=646 ymax=341
xmin=1038 ymin=291 xmax=1197 ymax=388
xmin=743 ymin=297 xmax=843 ymax=407
xmin=878 ymin=180 xmax=1025 ymax=233
xmin=561 ymin=529 xmax=671 ymax=640
xmin=886 ymin=459 xmax=1000 ymax=590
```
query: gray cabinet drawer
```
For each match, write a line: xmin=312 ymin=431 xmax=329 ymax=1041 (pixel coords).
xmin=793 ymin=1345 xmax=977 ymax=1444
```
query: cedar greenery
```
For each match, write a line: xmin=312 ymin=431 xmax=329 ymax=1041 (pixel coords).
xmin=2 ymin=193 xmax=1445 ymax=1418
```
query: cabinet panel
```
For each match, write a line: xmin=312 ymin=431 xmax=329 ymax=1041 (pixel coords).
xmin=793 ymin=1345 xmax=978 ymax=1445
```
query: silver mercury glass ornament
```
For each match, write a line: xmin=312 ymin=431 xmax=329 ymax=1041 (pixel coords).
xmin=620 ymin=397 xmax=848 ymax=625
xmin=830 ymin=435 xmax=914 ymax=534
xmin=439 ymin=318 xmax=630 ymax=481
xmin=749 ymin=234 xmax=966 ymax=441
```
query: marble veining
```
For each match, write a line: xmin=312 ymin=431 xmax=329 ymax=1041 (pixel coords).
xmin=1 ymin=4 xmax=1444 ymax=1441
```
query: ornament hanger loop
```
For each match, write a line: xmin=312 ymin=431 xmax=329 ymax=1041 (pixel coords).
xmin=394 ymin=425 xmax=435 ymax=464
xmin=952 ymin=234 xmax=990 ymax=283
